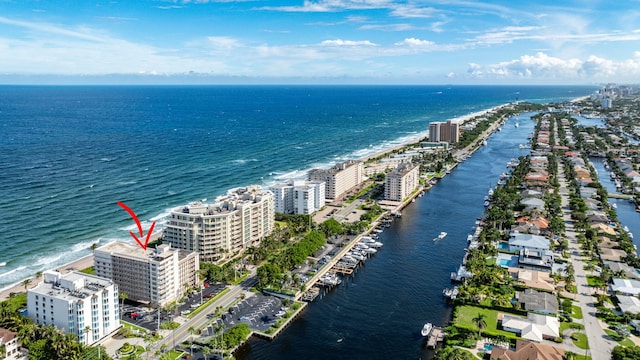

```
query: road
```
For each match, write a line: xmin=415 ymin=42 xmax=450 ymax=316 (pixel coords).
xmin=557 ymin=153 xmax=616 ymax=360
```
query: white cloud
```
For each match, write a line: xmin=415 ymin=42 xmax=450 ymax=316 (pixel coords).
xmin=462 ymin=52 xmax=640 ymax=82
xmin=320 ymin=39 xmax=377 ymax=46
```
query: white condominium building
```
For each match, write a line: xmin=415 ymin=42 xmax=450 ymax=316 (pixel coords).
xmin=385 ymin=162 xmax=420 ymax=201
xmin=308 ymin=160 xmax=364 ymax=200
xmin=27 ymin=271 xmax=120 ymax=345
xmin=93 ymin=242 xmax=199 ymax=308
xmin=164 ymin=185 xmax=275 ymax=263
xmin=270 ymin=180 xmax=325 ymax=215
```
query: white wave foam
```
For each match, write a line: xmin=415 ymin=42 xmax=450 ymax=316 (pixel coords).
xmin=0 ymin=266 xmax=27 ymax=279
xmin=118 ymin=180 xmax=137 ymax=185
xmin=232 ymin=158 xmax=258 ymax=164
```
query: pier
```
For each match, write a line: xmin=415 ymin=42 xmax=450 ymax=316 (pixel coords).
xmin=426 ymin=326 xmax=445 ymax=349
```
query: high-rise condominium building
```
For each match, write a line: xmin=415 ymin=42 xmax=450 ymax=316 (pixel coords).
xmin=163 ymin=185 xmax=275 ymax=263
xmin=308 ymin=160 xmax=364 ymax=200
xmin=27 ymin=271 xmax=120 ymax=345
xmin=270 ymin=180 xmax=325 ymax=214
xmin=384 ymin=162 xmax=420 ymax=201
xmin=428 ymin=120 xmax=460 ymax=143
xmin=93 ymin=242 xmax=199 ymax=307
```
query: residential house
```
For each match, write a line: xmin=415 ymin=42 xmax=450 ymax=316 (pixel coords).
xmin=516 ymin=289 xmax=558 ymax=315
xmin=490 ymin=340 xmax=564 ymax=360
xmin=611 ymin=278 xmax=640 ymax=296
xmin=617 ymin=295 xmax=640 ymax=314
xmin=519 ymin=249 xmax=554 ymax=272
xmin=521 ymin=197 xmax=545 ymax=212
xmin=500 ymin=313 xmax=560 ymax=342
xmin=508 ymin=232 xmax=550 ymax=253
xmin=0 ymin=328 xmax=26 ymax=360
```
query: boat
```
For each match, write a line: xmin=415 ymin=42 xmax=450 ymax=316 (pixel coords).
xmin=421 ymin=323 xmax=433 ymax=337
xmin=434 ymin=232 xmax=447 ymax=241
xmin=515 ymin=122 xmax=519 ymax=128
xmin=612 ymin=203 xmax=617 ymax=209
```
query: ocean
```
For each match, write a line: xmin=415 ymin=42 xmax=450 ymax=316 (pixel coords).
xmin=0 ymin=85 xmax=595 ymax=291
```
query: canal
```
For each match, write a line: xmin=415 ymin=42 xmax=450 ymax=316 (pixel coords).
xmin=236 ymin=113 xmax=537 ymax=359
xmin=589 ymin=157 xmax=640 ymax=255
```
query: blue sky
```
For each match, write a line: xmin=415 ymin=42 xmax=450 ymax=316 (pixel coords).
xmin=0 ymin=0 xmax=639 ymax=84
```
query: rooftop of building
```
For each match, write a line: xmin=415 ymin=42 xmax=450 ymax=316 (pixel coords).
xmin=96 ymin=241 xmax=184 ymax=262
xmin=30 ymin=271 xmax=114 ymax=301
xmin=172 ymin=185 xmax=272 ymax=216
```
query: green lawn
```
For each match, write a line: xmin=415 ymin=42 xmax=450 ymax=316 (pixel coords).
xmin=586 ymin=275 xmax=604 ymax=288
xmin=572 ymin=305 xmax=583 ymax=320
xmin=571 ymin=332 xmax=589 ymax=349
xmin=454 ymin=305 xmax=518 ymax=339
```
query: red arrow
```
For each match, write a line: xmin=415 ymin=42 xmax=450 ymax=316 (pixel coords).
xmin=117 ymin=201 xmax=156 ymax=250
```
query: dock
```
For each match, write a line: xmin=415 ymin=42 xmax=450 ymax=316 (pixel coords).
xmin=426 ymin=326 xmax=445 ymax=349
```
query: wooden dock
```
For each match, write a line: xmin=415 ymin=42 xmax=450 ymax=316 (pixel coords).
xmin=426 ymin=326 xmax=445 ymax=349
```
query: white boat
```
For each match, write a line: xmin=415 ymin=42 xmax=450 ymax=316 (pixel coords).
xmin=515 ymin=122 xmax=519 ymax=128
xmin=421 ymin=323 xmax=433 ymax=337
xmin=612 ymin=203 xmax=617 ymax=209
xmin=434 ymin=232 xmax=447 ymax=241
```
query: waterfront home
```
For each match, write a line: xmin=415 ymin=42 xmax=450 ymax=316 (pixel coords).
xmin=611 ymin=278 xmax=640 ymax=296
xmin=600 ymin=247 xmax=628 ymax=262
xmin=499 ymin=313 xmax=560 ymax=342
xmin=516 ymin=289 xmax=558 ymax=315
xmin=524 ymin=171 xmax=549 ymax=186
xmin=519 ymin=189 xmax=543 ymax=198
xmin=604 ymin=260 xmax=640 ymax=280
xmin=586 ymin=211 xmax=609 ymax=225
xmin=518 ymin=249 xmax=554 ymax=273
xmin=583 ymin=198 xmax=602 ymax=210
xmin=508 ymin=232 xmax=550 ymax=253
xmin=509 ymin=268 xmax=556 ymax=292
xmin=579 ymin=186 xmax=598 ymax=199
xmin=490 ymin=340 xmax=564 ymax=360
xmin=520 ymin=197 xmax=545 ymax=212
xmin=591 ymin=223 xmax=617 ymax=237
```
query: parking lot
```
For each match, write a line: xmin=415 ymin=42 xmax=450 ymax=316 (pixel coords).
xmin=121 ymin=282 xmax=227 ymax=331
xmin=200 ymin=292 xmax=285 ymax=336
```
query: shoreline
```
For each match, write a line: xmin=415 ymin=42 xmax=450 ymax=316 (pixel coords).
xmin=0 ymin=97 xmax=580 ymax=303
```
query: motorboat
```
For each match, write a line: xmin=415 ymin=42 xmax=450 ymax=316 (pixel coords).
xmin=434 ymin=232 xmax=447 ymax=241
xmin=421 ymin=323 xmax=433 ymax=337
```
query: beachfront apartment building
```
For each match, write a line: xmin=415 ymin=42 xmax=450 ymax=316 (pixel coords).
xmin=428 ymin=120 xmax=460 ymax=144
xmin=93 ymin=242 xmax=199 ymax=307
xmin=163 ymin=185 xmax=275 ymax=263
xmin=308 ymin=160 xmax=364 ymax=200
xmin=26 ymin=271 xmax=120 ymax=345
xmin=270 ymin=180 xmax=326 ymax=215
xmin=384 ymin=162 xmax=420 ymax=201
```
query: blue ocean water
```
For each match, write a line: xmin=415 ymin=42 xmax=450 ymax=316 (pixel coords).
xmin=0 ymin=85 xmax=595 ymax=290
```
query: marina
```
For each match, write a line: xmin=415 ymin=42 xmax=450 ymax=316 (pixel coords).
xmin=238 ymin=112 xmax=538 ymax=359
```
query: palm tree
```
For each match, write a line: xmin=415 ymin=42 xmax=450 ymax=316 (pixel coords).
xmin=83 ymin=325 xmax=92 ymax=345
xmin=35 ymin=271 xmax=43 ymax=284
xmin=472 ymin=313 xmax=487 ymax=337
xmin=22 ymin=278 xmax=31 ymax=291
xmin=119 ymin=292 xmax=128 ymax=315
xmin=90 ymin=242 xmax=98 ymax=253
xmin=188 ymin=326 xmax=198 ymax=356
xmin=202 ymin=346 xmax=212 ymax=360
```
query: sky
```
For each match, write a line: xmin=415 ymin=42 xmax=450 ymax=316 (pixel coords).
xmin=0 ymin=0 xmax=639 ymax=84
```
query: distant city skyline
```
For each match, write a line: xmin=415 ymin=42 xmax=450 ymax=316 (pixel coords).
xmin=1 ymin=0 xmax=639 ymax=84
